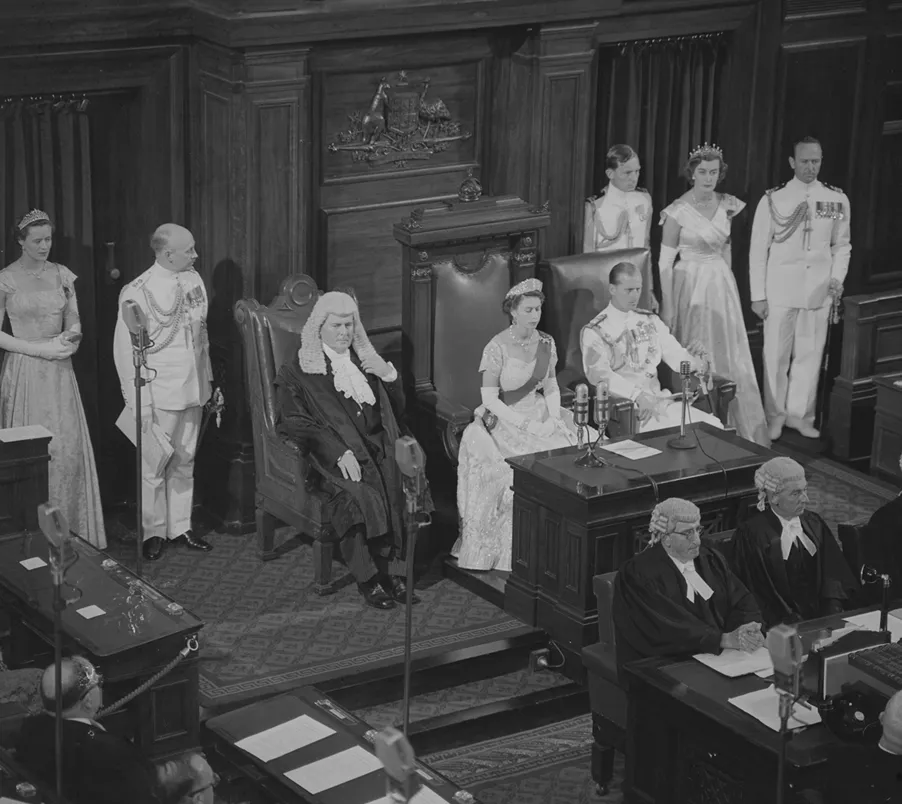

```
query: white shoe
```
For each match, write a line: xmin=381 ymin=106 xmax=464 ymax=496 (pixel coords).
xmin=767 ymin=418 xmax=785 ymax=441
xmin=786 ymin=416 xmax=820 ymax=439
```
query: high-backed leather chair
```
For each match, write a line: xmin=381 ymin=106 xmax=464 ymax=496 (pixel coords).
xmin=581 ymin=529 xmax=738 ymax=794
xmin=234 ymin=274 xmax=343 ymax=594
xmin=539 ymin=249 xmax=736 ymax=437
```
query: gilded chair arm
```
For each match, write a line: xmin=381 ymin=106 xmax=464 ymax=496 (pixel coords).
xmin=606 ymin=393 xmax=638 ymax=437
xmin=708 ymin=374 xmax=736 ymax=425
xmin=416 ymin=388 xmax=473 ymax=464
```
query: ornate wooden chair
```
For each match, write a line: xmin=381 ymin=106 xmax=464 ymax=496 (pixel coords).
xmin=234 ymin=274 xmax=344 ymax=594
xmin=395 ymin=194 xmax=551 ymax=463
xmin=539 ymin=249 xmax=736 ymax=438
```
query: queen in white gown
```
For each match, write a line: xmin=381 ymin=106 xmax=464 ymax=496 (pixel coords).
xmin=658 ymin=144 xmax=770 ymax=446
xmin=455 ymin=278 xmax=581 ymax=572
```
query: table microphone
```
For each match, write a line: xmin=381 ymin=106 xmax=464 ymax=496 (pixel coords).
xmin=574 ymin=383 xmax=589 ymax=451
xmin=667 ymin=360 xmax=697 ymax=450
xmin=375 ymin=727 xmax=422 ymax=802
xmin=768 ymin=623 xmax=803 ymax=699
xmin=37 ymin=504 xmax=70 ymax=587
xmin=595 ymin=380 xmax=609 ymax=442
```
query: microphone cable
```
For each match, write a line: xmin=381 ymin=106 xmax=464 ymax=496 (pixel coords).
xmin=686 ymin=405 xmax=730 ymax=500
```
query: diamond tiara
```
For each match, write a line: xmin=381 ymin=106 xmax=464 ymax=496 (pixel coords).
xmin=688 ymin=142 xmax=723 ymax=161
xmin=17 ymin=209 xmax=51 ymax=230
xmin=505 ymin=277 xmax=543 ymax=299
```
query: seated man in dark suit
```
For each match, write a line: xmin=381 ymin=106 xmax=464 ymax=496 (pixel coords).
xmin=157 ymin=753 xmax=218 ymax=804
xmin=861 ymin=451 xmax=902 ymax=588
xmin=613 ymin=498 xmax=765 ymax=676
xmin=15 ymin=656 xmax=161 ymax=804
xmin=732 ymin=457 xmax=858 ymax=628
xmin=275 ymin=290 xmax=431 ymax=610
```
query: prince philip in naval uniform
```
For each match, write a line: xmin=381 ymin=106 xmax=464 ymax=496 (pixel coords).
xmin=113 ymin=224 xmax=213 ymax=560
xmin=749 ymin=136 xmax=851 ymax=441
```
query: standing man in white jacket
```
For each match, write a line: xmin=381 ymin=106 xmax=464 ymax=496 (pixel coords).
xmin=748 ymin=137 xmax=851 ymax=441
xmin=113 ymin=223 xmax=214 ymax=560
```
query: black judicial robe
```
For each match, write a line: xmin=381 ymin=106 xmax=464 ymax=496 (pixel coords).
xmin=798 ymin=744 xmax=902 ymax=804
xmin=275 ymin=357 xmax=430 ymax=557
xmin=732 ymin=509 xmax=858 ymax=629
xmin=16 ymin=716 xmax=161 ymax=804
xmin=613 ymin=542 xmax=761 ymax=675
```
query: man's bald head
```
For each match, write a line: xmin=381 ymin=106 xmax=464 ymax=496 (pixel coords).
xmin=40 ymin=656 xmax=102 ymax=714
xmin=151 ymin=223 xmax=198 ymax=273
xmin=879 ymin=690 xmax=902 ymax=754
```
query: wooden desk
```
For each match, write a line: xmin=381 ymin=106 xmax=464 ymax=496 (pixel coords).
xmin=505 ymin=423 xmax=774 ymax=678
xmin=0 ymin=426 xmax=52 ymax=536
xmin=0 ymin=533 xmax=204 ymax=759
xmin=870 ymin=374 xmax=902 ymax=484
xmin=621 ymin=610 xmax=898 ymax=804
xmin=204 ymin=686 xmax=479 ymax=804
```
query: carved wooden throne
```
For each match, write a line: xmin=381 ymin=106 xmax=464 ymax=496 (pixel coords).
xmin=394 ymin=194 xmax=551 ymax=464
xmin=234 ymin=274 xmax=344 ymax=594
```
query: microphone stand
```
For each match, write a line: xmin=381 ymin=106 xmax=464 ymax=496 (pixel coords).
xmin=576 ymin=386 xmax=609 ymax=468
xmin=667 ymin=364 xmax=697 ymax=451
xmin=131 ymin=330 xmax=149 ymax=579
xmin=401 ymin=479 xmax=430 ymax=736
xmin=50 ymin=550 xmax=65 ymax=802
xmin=775 ymin=690 xmax=792 ymax=804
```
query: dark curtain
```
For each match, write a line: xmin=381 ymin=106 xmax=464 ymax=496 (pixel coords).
xmin=0 ymin=97 xmax=94 ymax=272
xmin=594 ymin=35 xmax=728 ymax=265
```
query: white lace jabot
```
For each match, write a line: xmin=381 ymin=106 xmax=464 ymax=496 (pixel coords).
xmin=774 ymin=512 xmax=817 ymax=560
xmin=323 ymin=343 xmax=376 ymax=407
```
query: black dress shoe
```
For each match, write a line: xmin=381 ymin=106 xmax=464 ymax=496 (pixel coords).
xmin=142 ymin=537 xmax=166 ymax=561
xmin=174 ymin=530 xmax=213 ymax=552
xmin=386 ymin=576 xmax=420 ymax=605
xmin=359 ymin=581 xmax=396 ymax=610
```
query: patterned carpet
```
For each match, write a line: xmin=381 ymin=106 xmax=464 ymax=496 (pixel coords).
xmin=103 ymin=529 xmax=528 ymax=709
xmin=424 ymin=714 xmax=619 ymax=804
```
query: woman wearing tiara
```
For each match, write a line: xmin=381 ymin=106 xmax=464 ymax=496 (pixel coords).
xmin=0 ymin=210 xmax=106 ymax=547
xmin=455 ymin=278 xmax=582 ymax=572
xmin=658 ymin=144 xmax=769 ymax=446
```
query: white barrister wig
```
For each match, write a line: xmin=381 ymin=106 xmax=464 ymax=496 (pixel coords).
xmin=298 ymin=290 xmax=381 ymax=374
xmin=647 ymin=497 xmax=701 ymax=544
xmin=754 ymin=457 xmax=806 ymax=511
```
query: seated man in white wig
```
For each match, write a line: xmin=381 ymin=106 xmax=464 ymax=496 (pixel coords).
xmin=613 ymin=498 xmax=764 ymax=677
xmin=732 ymin=457 xmax=858 ymax=629
xmin=581 ymin=261 xmax=724 ymax=433
xmin=275 ymin=290 xmax=431 ymax=610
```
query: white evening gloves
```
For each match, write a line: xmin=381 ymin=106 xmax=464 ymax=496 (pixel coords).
xmin=658 ymin=245 xmax=678 ymax=327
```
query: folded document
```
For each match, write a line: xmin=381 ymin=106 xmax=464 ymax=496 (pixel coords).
xmin=693 ymin=647 xmax=773 ymax=678
xmin=729 ymin=685 xmax=821 ymax=732
xmin=116 ymin=408 xmax=174 ymax=475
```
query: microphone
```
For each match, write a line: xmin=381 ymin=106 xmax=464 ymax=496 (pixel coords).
xmin=667 ymin=360 xmax=697 ymax=450
xmin=594 ymin=380 xmax=609 ymax=438
xmin=374 ymin=728 xmax=422 ymax=802
xmin=573 ymin=383 xmax=589 ymax=428
xmin=394 ymin=436 xmax=427 ymax=500
xmin=767 ymin=624 xmax=804 ymax=698
xmin=38 ymin=504 xmax=70 ymax=587
xmin=121 ymin=299 xmax=150 ymax=351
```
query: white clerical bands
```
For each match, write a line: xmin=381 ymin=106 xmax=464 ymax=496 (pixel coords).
xmin=681 ymin=564 xmax=714 ymax=602
xmin=780 ymin=519 xmax=817 ymax=560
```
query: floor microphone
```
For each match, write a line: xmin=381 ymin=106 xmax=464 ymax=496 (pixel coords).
xmin=121 ymin=299 xmax=150 ymax=353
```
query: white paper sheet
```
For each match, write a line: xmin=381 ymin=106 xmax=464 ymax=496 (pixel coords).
xmin=76 ymin=604 xmax=106 ymax=619
xmin=600 ymin=439 xmax=662 ymax=461
xmin=364 ymin=788 xmax=450 ymax=804
xmin=235 ymin=715 xmax=335 ymax=762
xmin=693 ymin=647 xmax=773 ymax=678
xmin=844 ymin=610 xmax=902 ymax=643
xmin=284 ymin=746 xmax=383 ymax=794
xmin=729 ymin=685 xmax=821 ymax=731
xmin=20 ymin=557 xmax=48 ymax=570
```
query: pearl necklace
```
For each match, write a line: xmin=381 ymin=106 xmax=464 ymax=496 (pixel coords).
xmin=509 ymin=325 xmax=536 ymax=348
xmin=21 ymin=260 xmax=46 ymax=278
xmin=692 ymin=191 xmax=716 ymax=208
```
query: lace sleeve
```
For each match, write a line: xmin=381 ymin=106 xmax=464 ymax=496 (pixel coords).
xmin=0 ymin=270 xmax=15 ymax=296
xmin=723 ymin=194 xmax=747 ymax=218
xmin=659 ymin=200 xmax=683 ymax=227
xmin=478 ymin=339 xmax=504 ymax=377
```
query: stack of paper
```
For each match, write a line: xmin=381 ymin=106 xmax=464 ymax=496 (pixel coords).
xmin=729 ymin=686 xmax=821 ymax=732
xmin=844 ymin=610 xmax=902 ymax=643
xmin=693 ymin=647 xmax=773 ymax=677
xmin=235 ymin=715 xmax=335 ymax=762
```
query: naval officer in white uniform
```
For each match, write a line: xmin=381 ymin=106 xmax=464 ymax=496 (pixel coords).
xmin=113 ymin=223 xmax=214 ymax=560
xmin=581 ymin=262 xmax=723 ymax=433
xmin=749 ymin=137 xmax=851 ymax=441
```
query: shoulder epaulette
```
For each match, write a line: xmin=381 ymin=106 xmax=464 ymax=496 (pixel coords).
xmin=823 ymin=182 xmax=844 ymax=194
xmin=633 ymin=308 xmax=653 ymax=316
xmin=586 ymin=195 xmax=598 ymax=204
xmin=637 ymin=186 xmax=651 ymax=195
xmin=765 ymin=181 xmax=789 ymax=196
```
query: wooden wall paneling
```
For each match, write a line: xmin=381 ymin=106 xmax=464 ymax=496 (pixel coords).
xmin=312 ymin=35 xmax=491 ymax=342
xmin=516 ymin=23 xmax=597 ymax=259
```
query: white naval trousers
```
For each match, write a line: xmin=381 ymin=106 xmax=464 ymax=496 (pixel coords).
xmin=762 ymin=303 xmax=831 ymax=427
xmin=142 ymin=406 xmax=202 ymax=541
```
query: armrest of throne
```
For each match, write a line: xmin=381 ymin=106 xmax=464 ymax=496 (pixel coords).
xmin=416 ymin=388 xmax=473 ymax=463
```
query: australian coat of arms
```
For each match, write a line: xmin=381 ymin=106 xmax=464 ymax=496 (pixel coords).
xmin=328 ymin=70 xmax=471 ymax=167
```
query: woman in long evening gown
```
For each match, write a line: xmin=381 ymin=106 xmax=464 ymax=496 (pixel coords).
xmin=0 ymin=210 xmax=106 ymax=547
xmin=658 ymin=146 xmax=770 ymax=446
xmin=455 ymin=278 xmax=582 ymax=572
